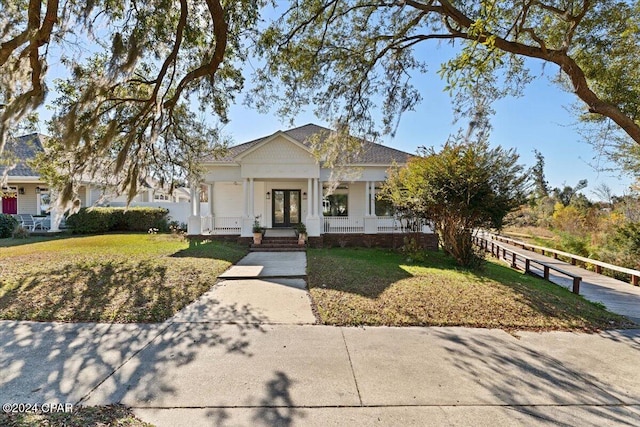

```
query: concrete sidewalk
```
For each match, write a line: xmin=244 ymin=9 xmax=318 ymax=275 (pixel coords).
xmin=2 ymin=321 xmax=639 ymax=426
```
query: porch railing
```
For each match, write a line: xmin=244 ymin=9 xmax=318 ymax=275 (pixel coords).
xmin=323 ymin=216 xmax=431 ymax=234
xmin=211 ymin=216 xmax=242 ymax=235
xmin=376 ymin=216 xmax=399 ymax=233
xmin=323 ymin=216 xmax=364 ymax=233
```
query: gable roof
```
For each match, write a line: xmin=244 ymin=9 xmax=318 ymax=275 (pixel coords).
xmin=208 ymin=123 xmax=412 ymax=165
xmin=2 ymin=133 xmax=47 ymax=177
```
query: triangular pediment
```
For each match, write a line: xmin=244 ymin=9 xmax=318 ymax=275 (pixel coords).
xmin=235 ymin=132 xmax=315 ymax=164
xmin=237 ymin=132 xmax=319 ymax=179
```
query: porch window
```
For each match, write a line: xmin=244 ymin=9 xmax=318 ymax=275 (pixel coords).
xmin=375 ymin=198 xmax=394 ymax=216
xmin=323 ymin=194 xmax=348 ymax=216
xmin=39 ymin=189 xmax=50 ymax=215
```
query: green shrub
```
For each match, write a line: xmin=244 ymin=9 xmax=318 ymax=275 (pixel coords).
xmin=12 ymin=226 xmax=30 ymax=239
xmin=66 ymin=207 xmax=169 ymax=234
xmin=557 ymin=232 xmax=591 ymax=258
xmin=66 ymin=208 xmax=118 ymax=233
xmin=121 ymin=207 xmax=169 ymax=232
xmin=0 ymin=214 xmax=19 ymax=238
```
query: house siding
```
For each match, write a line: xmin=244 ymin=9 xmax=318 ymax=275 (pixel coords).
xmin=17 ymin=184 xmax=38 ymax=214
xmin=213 ymin=182 xmax=245 ymax=218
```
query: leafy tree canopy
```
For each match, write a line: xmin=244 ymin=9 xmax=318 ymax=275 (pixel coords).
xmin=0 ymin=0 xmax=265 ymax=207
xmin=254 ymin=0 xmax=640 ymax=147
xmin=380 ymin=129 xmax=528 ymax=267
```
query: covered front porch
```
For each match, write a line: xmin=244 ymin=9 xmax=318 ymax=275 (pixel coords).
xmin=186 ymin=178 xmax=431 ymax=237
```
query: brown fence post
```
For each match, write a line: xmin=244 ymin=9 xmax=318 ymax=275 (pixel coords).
xmin=512 ymin=252 xmax=517 ymax=268
xmin=525 ymin=259 xmax=530 ymax=274
xmin=633 ymin=275 xmax=639 ymax=286
xmin=571 ymin=258 xmax=577 ymax=266
xmin=554 ymin=253 xmax=558 ymax=260
xmin=595 ymin=265 xmax=602 ymax=274
xmin=572 ymin=277 xmax=581 ymax=294
xmin=544 ymin=266 xmax=550 ymax=280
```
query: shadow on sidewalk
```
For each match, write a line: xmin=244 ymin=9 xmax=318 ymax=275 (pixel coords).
xmin=0 ymin=299 xmax=268 ymax=408
xmin=434 ymin=329 xmax=640 ymax=425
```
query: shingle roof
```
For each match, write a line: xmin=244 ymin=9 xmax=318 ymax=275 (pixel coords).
xmin=208 ymin=123 xmax=412 ymax=165
xmin=2 ymin=133 xmax=47 ymax=177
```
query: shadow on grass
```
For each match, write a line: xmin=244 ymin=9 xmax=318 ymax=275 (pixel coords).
xmin=1 ymin=260 xmax=170 ymax=322
xmin=306 ymin=247 xmax=414 ymax=298
xmin=308 ymin=247 xmax=507 ymax=299
xmin=307 ymin=247 xmax=632 ymax=329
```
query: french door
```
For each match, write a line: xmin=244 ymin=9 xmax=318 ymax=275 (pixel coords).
xmin=2 ymin=196 xmax=17 ymax=214
xmin=272 ymin=190 xmax=300 ymax=227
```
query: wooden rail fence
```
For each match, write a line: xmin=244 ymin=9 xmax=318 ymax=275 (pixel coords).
xmin=473 ymin=235 xmax=582 ymax=294
xmin=486 ymin=233 xmax=640 ymax=286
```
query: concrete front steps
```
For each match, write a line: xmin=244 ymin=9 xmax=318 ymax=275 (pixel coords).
xmin=250 ymin=236 xmax=306 ymax=252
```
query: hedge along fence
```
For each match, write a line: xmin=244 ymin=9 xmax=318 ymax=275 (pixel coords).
xmin=66 ymin=207 xmax=170 ymax=234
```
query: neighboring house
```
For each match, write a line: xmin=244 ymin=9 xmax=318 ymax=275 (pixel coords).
xmin=190 ymin=123 xmax=437 ymax=247
xmin=1 ymin=133 xmax=191 ymax=220
xmin=1 ymin=134 xmax=51 ymax=216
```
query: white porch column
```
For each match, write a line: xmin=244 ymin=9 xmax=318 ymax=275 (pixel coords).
xmin=194 ymin=186 xmax=201 ymax=216
xmin=190 ymin=185 xmax=198 ymax=215
xmin=208 ymin=183 xmax=214 ymax=216
xmin=242 ymin=178 xmax=249 ymax=218
xmin=307 ymin=178 xmax=313 ymax=220
xmin=187 ymin=183 xmax=202 ymax=235
xmin=364 ymin=181 xmax=377 ymax=234
xmin=370 ymin=181 xmax=376 ymax=216
xmin=305 ymin=177 xmax=321 ymax=237
xmin=312 ymin=178 xmax=318 ymax=217
xmin=365 ymin=181 xmax=370 ymax=216
xmin=249 ymin=178 xmax=255 ymax=217
xmin=317 ymin=179 xmax=323 ymax=217
xmin=85 ymin=185 xmax=92 ymax=207
xmin=241 ymin=178 xmax=253 ymax=237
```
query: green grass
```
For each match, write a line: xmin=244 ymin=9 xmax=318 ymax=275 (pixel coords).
xmin=0 ymin=233 xmax=248 ymax=322
xmin=0 ymin=404 xmax=152 ymax=427
xmin=307 ymin=247 xmax=634 ymax=331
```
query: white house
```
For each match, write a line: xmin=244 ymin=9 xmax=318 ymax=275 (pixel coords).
xmin=189 ymin=123 xmax=437 ymax=248
xmin=1 ymin=133 xmax=191 ymax=229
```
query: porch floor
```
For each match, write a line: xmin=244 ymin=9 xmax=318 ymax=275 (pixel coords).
xmin=264 ymin=228 xmax=296 ymax=238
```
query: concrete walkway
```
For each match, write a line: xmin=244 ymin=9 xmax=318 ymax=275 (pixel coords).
xmin=2 ymin=251 xmax=640 ymax=426
xmin=208 ymin=251 xmax=316 ymax=325
xmin=491 ymin=240 xmax=640 ymax=324
xmin=220 ymin=252 xmax=307 ymax=279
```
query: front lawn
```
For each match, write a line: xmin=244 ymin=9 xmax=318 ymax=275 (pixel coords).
xmin=0 ymin=234 xmax=247 ymax=322
xmin=307 ymin=248 xmax=634 ymax=331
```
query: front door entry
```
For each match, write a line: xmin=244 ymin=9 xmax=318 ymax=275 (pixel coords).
xmin=2 ymin=196 xmax=17 ymax=214
xmin=272 ymin=190 xmax=301 ymax=227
